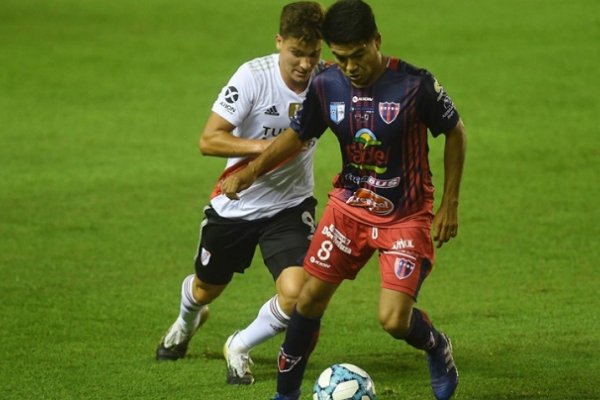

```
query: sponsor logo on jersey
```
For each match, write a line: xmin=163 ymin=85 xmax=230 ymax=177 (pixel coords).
xmin=344 ymin=173 xmax=400 ymax=188
xmin=330 ymin=102 xmax=345 ymax=124
xmin=223 ymin=86 xmax=239 ymax=104
xmin=379 ymin=102 xmax=400 ymax=124
xmin=394 ymin=257 xmax=416 ymax=279
xmin=321 ymin=223 xmax=352 ymax=255
xmin=219 ymin=101 xmax=236 ymax=114
xmin=352 ymin=95 xmax=373 ymax=103
xmin=264 ymin=105 xmax=279 ymax=116
xmin=392 ymin=239 xmax=414 ymax=250
xmin=261 ymin=126 xmax=286 ymax=138
xmin=433 ymin=77 xmax=456 ymax=120
xmin=309 ymin=256 xmax=332 ymax=268
xmin=441 ymin=94 xmax=456 ymax=119
xmin=346 ymin=188 xmax=394 ymax=215
xmin=218 ymin=86 xmax=239 ymax=114
xmin=354 ymin=128 xmax=381 ymax=147
xmin=345 ymin=128 xmax=389 ymax=174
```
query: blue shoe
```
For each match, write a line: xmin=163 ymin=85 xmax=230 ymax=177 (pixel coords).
xmin=427 ymin=333 xmax=458 ymax=400
xmin=271 ymin=389 xmax=300 ymax=400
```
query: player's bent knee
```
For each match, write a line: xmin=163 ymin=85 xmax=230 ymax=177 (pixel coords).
xmin=296 ymin=277 xmax=338 ymax=318
xmin=378 ymin=308 xmax=412 ymax=338
xmin=276 ymin=292 xmax=299 ymax=316
xmin=276 ymin=275 xmax=304 ymax=299
xmin=378 ymin=290 xmax=414 ymax=337
xmin=276 ymin=267 xmax=305 ymax=314
xmin=380 ymin=318 xmax=411 ymax=338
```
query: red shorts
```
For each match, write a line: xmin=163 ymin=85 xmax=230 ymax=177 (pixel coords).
xmin=304 ymin=200 xmax=435 ymax=299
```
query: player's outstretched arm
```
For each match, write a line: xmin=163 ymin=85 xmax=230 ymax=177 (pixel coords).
xmin=221 ymin=128 xmax=304 ymax=200
xmin=199 ymin=112 xmax=271 ymax=157
xmin=432 ymin=119 xmax=467 ymax=248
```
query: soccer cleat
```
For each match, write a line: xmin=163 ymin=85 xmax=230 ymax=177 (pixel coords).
xmin=271 ymin=389 xmax=301 ymax=400
xmin=223 ymin=331 xmax=255 ymax=384
xmin=155 ymin=306 xmax=210 ymax=361
xmin=427 ymin=333 xmax=459 ymax=400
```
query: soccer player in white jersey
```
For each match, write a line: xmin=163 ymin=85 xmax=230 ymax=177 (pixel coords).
xmin=155 ymin=1 xmax=324 ymax=386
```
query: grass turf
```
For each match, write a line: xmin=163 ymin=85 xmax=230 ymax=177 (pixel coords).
xmin=1 ymin=0 xmax=598 ymax=399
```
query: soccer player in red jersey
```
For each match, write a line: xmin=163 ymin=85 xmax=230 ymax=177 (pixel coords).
xmin=222 ymin=1 xmax=466 ymax=399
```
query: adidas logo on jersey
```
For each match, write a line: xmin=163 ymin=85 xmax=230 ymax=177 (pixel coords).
xmin=264 ymin=106 xmax=280 ymax=116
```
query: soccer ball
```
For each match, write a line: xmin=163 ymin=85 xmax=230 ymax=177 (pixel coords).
xmin=313 ymin=363 xmax=377 ymax=400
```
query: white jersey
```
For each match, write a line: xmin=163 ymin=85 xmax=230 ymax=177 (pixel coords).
xmin=209 ymin=53 xmax=317 ymax=220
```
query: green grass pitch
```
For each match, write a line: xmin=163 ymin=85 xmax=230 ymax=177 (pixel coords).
xmin=1 ymin=0 xmax=598 ymax=399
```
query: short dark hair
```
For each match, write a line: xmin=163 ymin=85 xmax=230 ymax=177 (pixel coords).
xmin=279 ymin=1 xmax=324 ymax=43
xmin=322 ymin=0 xmax=378 ymax=45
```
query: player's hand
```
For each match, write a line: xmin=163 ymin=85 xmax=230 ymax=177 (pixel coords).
xmin=221 ymin=164 xmax=257 ymax=200
xmin=432 ymin=200 xmax=459 ymax=248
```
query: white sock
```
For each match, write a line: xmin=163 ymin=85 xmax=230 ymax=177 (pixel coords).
xmin=175 ymin=274 xmax=206 ymax=331
xmin=230 ymin=295 xmax=290 ymax=353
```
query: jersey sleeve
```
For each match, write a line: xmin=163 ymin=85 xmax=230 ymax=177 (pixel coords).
xmin=211 ymin=63 xmax=256 ymax=128
xmin=290 ymin=79 xmax=328 ymax=140
xmin=417 ymin=71 xmax=460 ymax=137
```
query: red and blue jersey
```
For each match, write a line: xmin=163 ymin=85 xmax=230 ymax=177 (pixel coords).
xmin=291 ymin=57 xmax=460 ymax=225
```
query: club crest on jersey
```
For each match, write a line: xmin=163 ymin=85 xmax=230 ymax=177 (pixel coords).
xmin=330 ymin=102 xmax=345 ymax=124
xmin=379 ymin=102 xmax=400 ymax=124
xmin=394 ymin=257 xmax=416 ymax=280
